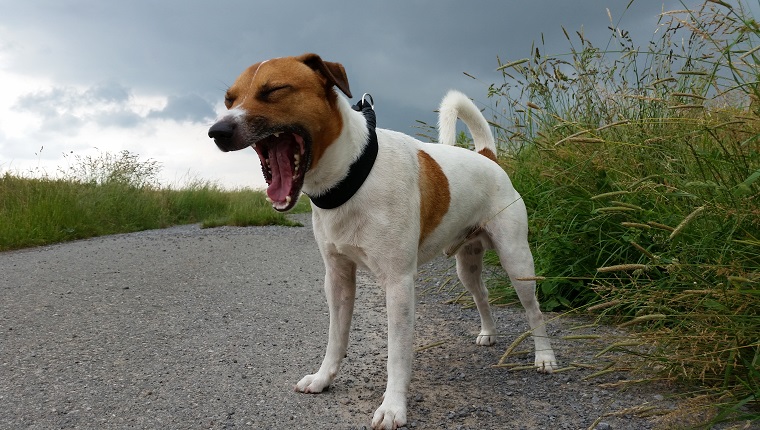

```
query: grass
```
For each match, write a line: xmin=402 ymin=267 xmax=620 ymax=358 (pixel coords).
xmin=2 ymin=2 xmax=758 ymax=426
xmin=0 ymin=150 xmax=309 ymax=252
xmin=470 ymin=0 xmax=759 ymax=426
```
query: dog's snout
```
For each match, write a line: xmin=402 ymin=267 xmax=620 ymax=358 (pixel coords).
xmin=208 ymin=120 xmax=236 ymax=140
xmin=208 ymin=119 xmax=240 ymax=152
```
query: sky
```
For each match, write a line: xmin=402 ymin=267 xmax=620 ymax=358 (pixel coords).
xmin=0 ymin=0 xmax=746 ymax=189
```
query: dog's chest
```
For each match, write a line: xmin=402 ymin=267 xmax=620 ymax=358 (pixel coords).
xmin=312 ymin=212 xmax=375 ymax=267
xmin=324 ymin=241 xmax=372 ymax=268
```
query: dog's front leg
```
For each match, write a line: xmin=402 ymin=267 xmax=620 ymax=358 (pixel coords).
xmin=295 ymin=254 xmax=356 ymax=393
xmin=371 ymin=272 xmax=415 ymax=430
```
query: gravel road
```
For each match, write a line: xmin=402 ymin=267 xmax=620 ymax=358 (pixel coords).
xmin=1 ymin=214 xmax=697 ymax=429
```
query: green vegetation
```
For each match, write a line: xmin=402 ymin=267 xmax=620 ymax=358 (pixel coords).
xmin=0 ymin=150 xmax=308 ymax=252
xmin=480 ymin=1 xmax=758 ymax=426
xmin=2 ymin=1 xmax=758 ymax=426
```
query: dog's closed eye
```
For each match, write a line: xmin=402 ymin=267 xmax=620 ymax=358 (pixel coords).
xmin=259 ymin=84 xmax=292 ymax=101
xmin=224 ymin=92 xmax=236 ymax=109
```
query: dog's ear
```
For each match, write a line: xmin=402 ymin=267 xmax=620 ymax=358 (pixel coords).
xmin=298 ymin=53 xmax=352 ymax=98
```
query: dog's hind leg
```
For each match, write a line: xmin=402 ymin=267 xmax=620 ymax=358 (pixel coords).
xmin=500 ymin=248 xmax=557 ymax=372
xmin=295 ymin=253 xmax=357 ymax=393
xmin=455 ymin=240 xmax=497 ymax=346
xmin=488 ymin=205 xmax=558 ymax=373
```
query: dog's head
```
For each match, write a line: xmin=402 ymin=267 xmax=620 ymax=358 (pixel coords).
xmin=208 ymin=53 xmax=352 ymax=211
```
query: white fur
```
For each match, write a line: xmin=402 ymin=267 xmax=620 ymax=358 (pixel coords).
xmin=303 ymin=96 xmax=370 ymax=197
xmin=227 ymin=106 xmax=246 ymax=120
xmin=438 ymin=90 xmax=495 ymax=152
xmin=295 ymin=90 xmax=558 ymax=429
xmin=239 ymin=60 xmax=268 ymax=105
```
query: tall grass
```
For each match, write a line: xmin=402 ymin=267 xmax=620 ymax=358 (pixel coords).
xmin=481 ymin=0 xmax=758 ymax=425
xmin=0 ymin=150 xmax=307 ymax=251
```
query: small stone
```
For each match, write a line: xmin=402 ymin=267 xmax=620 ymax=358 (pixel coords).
xmin=595 ymin=423 xmax=612 ymax=430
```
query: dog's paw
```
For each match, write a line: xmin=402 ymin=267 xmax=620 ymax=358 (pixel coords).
xmin=294 ymin=373 xmax=331 ymax=393
xmin=534 ymin=350 xmax=559 ymax=373
xmin=371 ymin=393 xmax=407 ymax=430
xmin=476 ymin=332 xmax=497 ymax=346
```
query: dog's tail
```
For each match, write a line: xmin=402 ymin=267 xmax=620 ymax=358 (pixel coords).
xmin=437 ymin=90 xmax=497 ymax=161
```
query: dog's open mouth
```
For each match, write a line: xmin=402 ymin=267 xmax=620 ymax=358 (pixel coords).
xmin=252 ymin=131 xmax=311 ymax=212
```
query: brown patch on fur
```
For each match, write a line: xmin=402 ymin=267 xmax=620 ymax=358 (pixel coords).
xmin=418 ymin=150 xmax=451 ymax=245
xmin=224 ymin=55 xmax=347 ymax=170
xmin=478 ymin=148 xmax=497 ymax=162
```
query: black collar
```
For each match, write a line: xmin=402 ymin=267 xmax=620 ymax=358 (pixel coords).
xmin=307 ymin=95 xmax=378 ymax=210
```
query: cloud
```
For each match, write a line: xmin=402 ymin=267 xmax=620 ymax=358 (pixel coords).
xmin=147 ymin=94 xmax=216 ymax=123
xmin=13 ymin=81 xmax=136 ymax=133
xmin=85 ymin=81 xmax=131 ymax=104
xmin=11 ymin=80 xmax=214 ymax=138
xmin=15 ymin=81 xmax=131 ymax=114
xmin=93 ymin=110 xmax=143 ymax=129
xmin=1 ymin=0 xmax=706 ymax=136
xmin=2 ymin=0 xmax=737 ymax=189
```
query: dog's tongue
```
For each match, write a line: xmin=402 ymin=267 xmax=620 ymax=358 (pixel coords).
xmin=266 ymin=142 xmax=294 ymax=203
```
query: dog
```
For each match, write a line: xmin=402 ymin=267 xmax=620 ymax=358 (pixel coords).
xmin=208 ymin=53 xmax=557 ymax=429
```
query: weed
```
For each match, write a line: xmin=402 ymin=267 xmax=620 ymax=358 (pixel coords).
xmin=0 ymin=151 xmax=307 ymax=251
xmin=477 ymin=0 xmax=758 ymax=425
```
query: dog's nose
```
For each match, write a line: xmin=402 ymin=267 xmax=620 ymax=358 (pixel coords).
xmin=208 ymin=120 xmax=236 ymax=140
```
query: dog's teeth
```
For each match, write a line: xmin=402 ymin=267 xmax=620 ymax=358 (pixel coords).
xmin=273 ymin=132 xmax=281 ymax=138
xmin=265 ymin=197 xmax=273 ymax=203
xmin=285 ymin=196 xmax=291 ymax=204
xmin=294 ymin=153 xmax=300 ymax=163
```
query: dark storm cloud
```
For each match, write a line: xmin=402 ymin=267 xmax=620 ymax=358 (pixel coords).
xmin=14 ymin=81 xmax=131 ymax=116
xmin=11 ymin=81 xmax=211 ymax=135
xmin=85 ymin=82 xmax=131 ymax=104
xmin=12 ymin=82 xmax=136 ymax=133
xmin=1 ymin=0 xmax=726 ymax=135
xmin=94 ymin=110 xmax=142 ymax=129
xmin=148 ymin=94 xmax=216 ymax=122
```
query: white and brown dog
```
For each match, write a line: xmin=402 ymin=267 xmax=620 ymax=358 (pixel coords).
xmin=208 ymin=53 xmax=557 ymax=429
